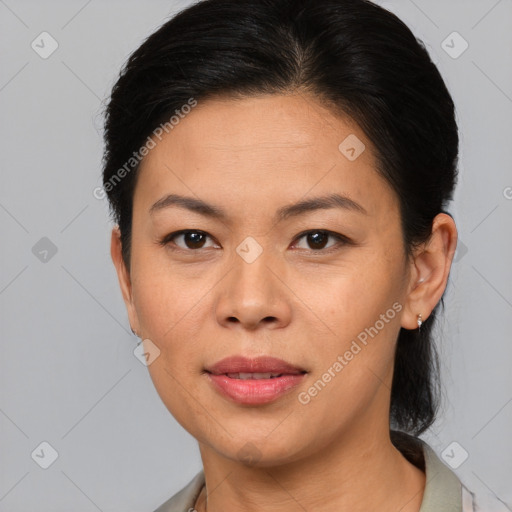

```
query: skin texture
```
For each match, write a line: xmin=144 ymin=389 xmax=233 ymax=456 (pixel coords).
xmin=110 ymin=93 xmax=457 ymax=512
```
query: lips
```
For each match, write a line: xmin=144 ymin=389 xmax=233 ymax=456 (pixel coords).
xmin=205 ymin=356 xmax=307 ymax=405
xmin=206 ymin=355 xmax=306 ymax=375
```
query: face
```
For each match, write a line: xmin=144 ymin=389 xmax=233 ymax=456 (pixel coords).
xmin=113 ymin=93 xmax=421 ymax=466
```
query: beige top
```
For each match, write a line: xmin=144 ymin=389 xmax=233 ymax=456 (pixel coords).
xmin=153 ymin=433 xmax=475 ymax=512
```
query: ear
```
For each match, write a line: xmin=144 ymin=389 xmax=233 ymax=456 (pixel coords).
xmin=401 ymin=213 xmax=458 ymax=330
xmin=110 ymin=226 xmax=140 ymax=335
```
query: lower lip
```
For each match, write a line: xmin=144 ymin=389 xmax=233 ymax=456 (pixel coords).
xmin=206 ymin=373 xmax=306 ymax=405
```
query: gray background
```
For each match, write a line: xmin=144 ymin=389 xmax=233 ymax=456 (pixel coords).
xmin=0 ymin=0 xmax=511 ymax=510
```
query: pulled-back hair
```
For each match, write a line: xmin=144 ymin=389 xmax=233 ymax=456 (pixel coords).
xmin=102 ymin=0 xmax=459 ymax=436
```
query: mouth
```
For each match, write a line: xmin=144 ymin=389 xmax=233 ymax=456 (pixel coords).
xmin=205 ymin=355 xmax=307 ymax=375
xmin=221 ymin=372 xmax=301 ymax=379
xmin=205 ymin=356 xmax=307 ymax=405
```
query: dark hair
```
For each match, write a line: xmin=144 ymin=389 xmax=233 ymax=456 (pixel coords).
xmin=102 ymin=0 xmax=459 ymax=436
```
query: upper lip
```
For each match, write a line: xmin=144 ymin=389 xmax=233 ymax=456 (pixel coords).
xmin=206 ymin=356 xmax=307 ymax=375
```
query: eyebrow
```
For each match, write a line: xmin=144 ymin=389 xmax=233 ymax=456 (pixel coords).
xmin=149 ymin=192 xmax=367 ymax=221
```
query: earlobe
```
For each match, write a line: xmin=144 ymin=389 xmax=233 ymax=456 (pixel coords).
xmin=401 ymin=213 xmax=458 ymax=330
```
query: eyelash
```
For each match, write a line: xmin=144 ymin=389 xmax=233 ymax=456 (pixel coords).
xmin=158 ymin=229 xmax=352 ymax=254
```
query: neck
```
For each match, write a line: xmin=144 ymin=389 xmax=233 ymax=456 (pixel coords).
xmin=196 ymin=426 xmax=426 ymax=512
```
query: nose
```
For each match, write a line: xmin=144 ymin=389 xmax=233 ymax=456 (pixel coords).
xmin=215 ymin=247 xmax=292 ymax=331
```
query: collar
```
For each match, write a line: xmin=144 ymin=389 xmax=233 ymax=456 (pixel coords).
xmin=391 ymin=431 xmax=462 ymax=512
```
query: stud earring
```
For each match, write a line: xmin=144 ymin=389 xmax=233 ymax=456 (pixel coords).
xmin=417 ymin=314 xmax=423 ymax=331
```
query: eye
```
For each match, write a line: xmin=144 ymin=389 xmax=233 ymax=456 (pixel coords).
xmin=159 ymin=229 xmax=351 ymax=253
xmin=292 ymin=230 xmax=350 ymax=252
xmin=159 ymin=230 xmax=219 ymax=251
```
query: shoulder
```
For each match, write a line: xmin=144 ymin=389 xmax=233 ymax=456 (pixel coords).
xmin=391 ymin=430 xmax=491 ymax=512
xmin=152 ymin=470 xmax=205 ymax=512
xmin=392 ymin=430 xmax=463 ymax=511
xmin=419 ymin=438 xmax=464 ymax=511
xmin=414 ymin=437 xmax=504 ymax=511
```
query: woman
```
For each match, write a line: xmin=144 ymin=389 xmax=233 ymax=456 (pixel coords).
xmin=102 ymin=0 xmax=476 ymax=510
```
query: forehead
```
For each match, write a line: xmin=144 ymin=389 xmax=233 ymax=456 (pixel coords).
xmin=134 ymin=93 xmax=398 ymax=220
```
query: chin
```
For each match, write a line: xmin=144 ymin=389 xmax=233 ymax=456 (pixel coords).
xmin=201 ymin=425 xmax=310 ymax=467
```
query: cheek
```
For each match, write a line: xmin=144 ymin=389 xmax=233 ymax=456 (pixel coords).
xmin=133 ymin=282 xmax=207 ymax=366
xmin=129 ymin=275 xmax=211 ymax=423
xmin=295 ymin=250 xmax=403 ymax=339
xmin=131 ymin=266 xmax=210 ymax=431
xmin=130 ymin=247 xmax=210 ymax=340
xmin=293 ymin=272 xmax=402 ymax=437
xmin=296 ymin=249 xmax=405 ymax=402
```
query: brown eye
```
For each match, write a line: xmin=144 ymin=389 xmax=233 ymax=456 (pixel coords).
xmin=293 ymin=230 xmax=349 ymax=252
xmin=306 ymin=231 xmax=329 ymax=249
xmin=182 ymin=232 xmax=206 ymax=249
xmin=161 ymin=230 xmax=218 ymax=251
